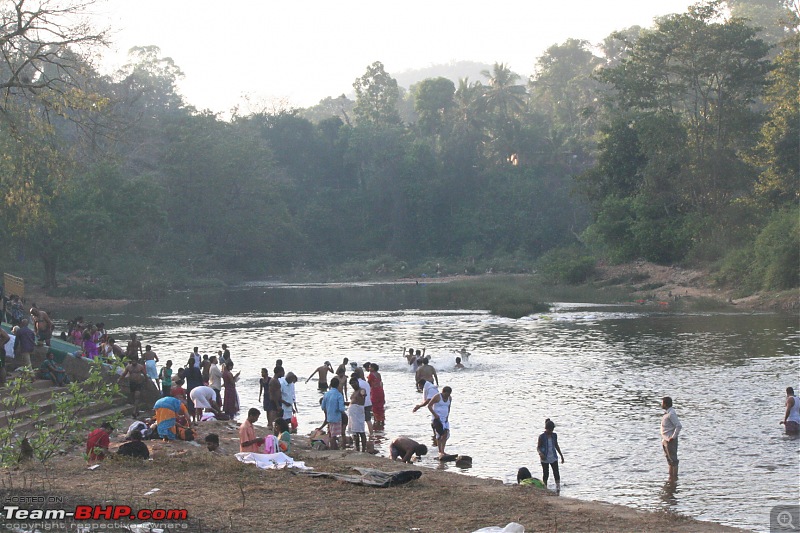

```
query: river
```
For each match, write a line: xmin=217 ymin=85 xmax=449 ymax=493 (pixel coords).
xmin=58 ymin=283 xmax=799 ymax=532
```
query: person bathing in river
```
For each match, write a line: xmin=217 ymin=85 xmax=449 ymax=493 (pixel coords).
xmin=403 ymin=347 xmax=416 ymax=366
xmin=368 ymin=363 xmax=385 ymax=430
xmin=660 ymin=397 xmax=682 ymax=482
xmin=781 ymin=387 xmax=800 ymax=434
xmin=416 ymin=357 xmax=439 ymax=388
xmin=306 ymin=361 xmax=334 ymax=391
xmin=428 ymin=386 xmax=452 ymax=458
xmin=455 ymin=357 xmax=465 ymax=370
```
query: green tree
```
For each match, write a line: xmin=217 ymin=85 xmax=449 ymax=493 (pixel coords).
xmin=478 ymin=63 xmax=527 ymax=163
xmin=751 ymin=14 xmax=799 ymax=206
xmin=353 ymin=61 xmax=401 ymax=126
xmin=413 ymin=77 xmax=455 ymax=137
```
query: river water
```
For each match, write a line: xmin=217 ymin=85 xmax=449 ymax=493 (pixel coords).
xmin=61 ymin=283 xmax=799 ymax=532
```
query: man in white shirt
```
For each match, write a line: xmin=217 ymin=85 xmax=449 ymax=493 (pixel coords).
xmin=190 ymin=347 xmax=201 ymax=368
xmin=357 ymin=366 xmax=373 ymax=435
xmin=412 ymin=379 xmax=439 ymax=413
xmin=189 ymin=385 xmax=222 ymax=423
xmin=660 ymin=396 xmax=682 ymax=481
xmin=208 ymin=356 xmax=223 ymax=406
xmin=279 ymin=372 xmax=297 ymax=422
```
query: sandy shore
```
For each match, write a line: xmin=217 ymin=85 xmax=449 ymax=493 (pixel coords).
xmin=1 ymin=415 xmax=745 ymax=533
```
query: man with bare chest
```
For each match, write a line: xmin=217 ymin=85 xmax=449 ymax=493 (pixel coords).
xmin=29 ymin=307 xmax=53 ymax=346
xmin=119 ymin=359 xmax=147 ymax=417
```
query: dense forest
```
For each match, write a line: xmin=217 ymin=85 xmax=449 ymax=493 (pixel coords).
xmin=0 ymin=0 xmax=797 ymax=298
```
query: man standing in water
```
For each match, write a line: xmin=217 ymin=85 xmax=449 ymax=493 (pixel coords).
xmin=660 ymin=396 xmax=682 ymax=481
xmin=415 ymin=357 xmax=439 ymax=388
xmin=306 ymin=361 xmax=334 ymax=391
xmin=428 ymin=386 xmax=452 ymax=458
xmin=780 ymin=387 xmax=800 ymax=434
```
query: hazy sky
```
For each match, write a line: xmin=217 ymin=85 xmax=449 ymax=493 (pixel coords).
xmin=93 ymin=0 xmax=695 ymax=114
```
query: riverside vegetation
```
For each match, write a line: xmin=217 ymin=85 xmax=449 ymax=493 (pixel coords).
xmin=0 ymin=0 xmax=796 ymax=304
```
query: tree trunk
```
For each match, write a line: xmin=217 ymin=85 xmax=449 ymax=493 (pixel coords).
xmin=42 ymin=255 xmax=58 ymax=289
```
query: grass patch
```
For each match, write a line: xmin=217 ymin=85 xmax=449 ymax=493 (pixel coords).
xmin=427 ymin=275 xmax=641 ymax=317
xmin=427 ymin=276 xmax=550 ymax=318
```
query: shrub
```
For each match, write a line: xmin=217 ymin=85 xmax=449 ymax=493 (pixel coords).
xmin=535 ymin=247 xmax=596 ymax=285
xmin=751 ymin=208 xmax=800 ymax=290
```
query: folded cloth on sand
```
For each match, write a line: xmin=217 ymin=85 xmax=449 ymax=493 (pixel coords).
xmin=234 ymin=452 xmax=310 ymax=470
xmin=297 ymin=467 xmax=421 ymax=488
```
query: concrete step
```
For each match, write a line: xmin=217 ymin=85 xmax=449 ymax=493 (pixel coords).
xmin=8 ymin=396 xmax=130 ymax=435
xmin=82 ymin=404 xmax=135 ymax=428
xmin=0 ymin=399 xmax=58 ymax=428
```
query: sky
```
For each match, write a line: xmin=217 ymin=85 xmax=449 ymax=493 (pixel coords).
xmin=91 ymin=0 xmax=695 ymax=115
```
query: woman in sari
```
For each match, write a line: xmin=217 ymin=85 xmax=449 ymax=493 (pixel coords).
xmin=368 ymin=363 xmax=386 ymax=430
xmin=222 ymin=361 xmax=240 ymax=418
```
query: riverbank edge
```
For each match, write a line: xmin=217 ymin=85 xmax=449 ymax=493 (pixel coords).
xmin=1 ymin=417 xmax=747 ymax=532
xmin=23 ymin=260 xmax=798 ymax=315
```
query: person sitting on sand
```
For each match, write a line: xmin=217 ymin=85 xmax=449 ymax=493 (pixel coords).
xmin=86 ymin=422 xmax=114 ymax=464
xmin=390 ymin=436 xmax=428 ymax=463
xmin=274 ymin=417 xmax=292 ymax=453
xmin=239 ymin=408 xmax=265 ymax=453
xmin=516 ymin=467 xmax=544 ymax=487
xmin=205 ymin=433 xmax=227 ymax=454
xmin=117 ymin=431 xmax=150 ymax=460
xmin=154 ymin=394 xmax=192 ymax=441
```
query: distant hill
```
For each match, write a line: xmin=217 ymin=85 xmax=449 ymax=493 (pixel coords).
xmin=391 ymin=60 xmax=496 ymax=90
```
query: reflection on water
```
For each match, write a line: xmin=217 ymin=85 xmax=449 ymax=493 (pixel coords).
xmin=59 ymin=285 xmax=799 ymax=533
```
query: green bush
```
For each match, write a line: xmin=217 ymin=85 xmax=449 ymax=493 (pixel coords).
xmin=751 ymin=208 xmax=800 ymax=290
xmin=427 ymin=277 xmax=550 ymax=318
xmin=713 ymin=247 xmax=757 ymax=294
xmin=535 ymin=247 xmax=596 ymax=285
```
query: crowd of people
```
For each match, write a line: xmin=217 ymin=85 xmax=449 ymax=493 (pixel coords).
xmin=3 ymin=306 xmax=789 ymax=491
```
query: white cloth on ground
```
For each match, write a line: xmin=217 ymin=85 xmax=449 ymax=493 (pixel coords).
xmin=234 ymin=452 xmax=310 ymax=470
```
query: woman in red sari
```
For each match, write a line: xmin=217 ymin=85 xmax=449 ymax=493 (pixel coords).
xmin=368 ymin=363 xmax=385 ymax=429
xmin=222 ymin=361 xmax=240 ymax=418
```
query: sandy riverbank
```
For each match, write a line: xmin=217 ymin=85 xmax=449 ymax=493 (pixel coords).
xmin=1 ymin=415 xmax=745 ymax=533
xmin=19 ymin=259 xmax=799 ymax=316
